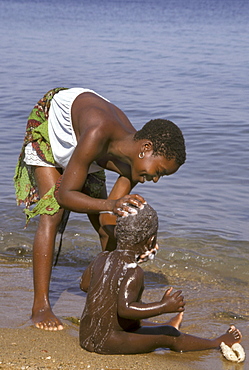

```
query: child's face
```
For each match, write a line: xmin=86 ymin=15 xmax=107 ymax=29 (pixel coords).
xmin=137 ymin=234 xmax=159 ymax=264
xmin=115 ymin=228 xmax=158 ymax=263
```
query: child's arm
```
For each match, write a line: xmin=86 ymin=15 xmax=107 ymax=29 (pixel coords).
xmin=117 ymin=267 xmax=185 ymax=320
xmin=80 ymin=260 xmax=95 ymax=292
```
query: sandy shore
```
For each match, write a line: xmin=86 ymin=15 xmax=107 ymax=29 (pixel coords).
xmin=0 ymin=262 xmax=247 ymax=369
xmin=0 ymin=286 xmax=198 ymax=370
xmin=1 ymin=322 xmax=247 ymax=370
xmin=1 ymin=307 xmax=247 ymax=370
xmin=0 ymin=325 xmax=200 ymax=370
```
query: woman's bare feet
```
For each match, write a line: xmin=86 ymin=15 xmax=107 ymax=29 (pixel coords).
xmin=215 ymin=325 xmax=242 ymax=347
xmin=166 ymin=312 xmax=184 ymax=330
xmin=32 ymin=306 xmax=64 ymax=331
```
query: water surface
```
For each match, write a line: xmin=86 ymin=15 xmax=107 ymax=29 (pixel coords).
xmin=0 ymin=1 xmax=248 ymax=359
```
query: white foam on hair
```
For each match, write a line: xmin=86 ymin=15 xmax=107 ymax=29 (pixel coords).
xmin=127 ymin=206 xmax=138 ymax=215
xmin=124 ymin=262 xmax=137 ymax=269
xmin=119 ymin=207 xmax=138 ymax=218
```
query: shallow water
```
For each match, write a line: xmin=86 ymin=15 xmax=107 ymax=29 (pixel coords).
xmin=0 ymin=0 xmax=248 ymax=354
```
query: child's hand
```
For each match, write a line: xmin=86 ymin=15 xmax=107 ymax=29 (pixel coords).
xmin=161 ymin=287 xmax=185 ymax=313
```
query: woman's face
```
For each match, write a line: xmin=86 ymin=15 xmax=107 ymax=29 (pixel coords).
xmin=132 ymin=150 xmax=180 ymax=184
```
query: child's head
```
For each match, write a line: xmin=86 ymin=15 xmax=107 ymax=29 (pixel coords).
xmin=116 ymin=203 xmax=158 ymax=262
xmin=134 ymin=119 xmax=186 ymax=166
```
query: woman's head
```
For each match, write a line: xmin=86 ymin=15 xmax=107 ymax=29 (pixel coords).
xmin=134 ymin=119 xmax=186 ymax=166
xmin=116 ymin=203 xmax=158 ymax=261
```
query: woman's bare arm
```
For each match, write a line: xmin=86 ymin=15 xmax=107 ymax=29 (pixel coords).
xmin=56 ymin=124 xmax=144 ymax=214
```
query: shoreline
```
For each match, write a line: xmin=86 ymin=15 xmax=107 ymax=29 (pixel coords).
xmin=0 ymin=325 xmax=199 ymax=370
xmin=1 ymin=305 xmax=247 ymax=370
xmin=0 ymin=262 xmax=248 ymax=369
xmin=1 ymin=322 xmax=246 ymax=370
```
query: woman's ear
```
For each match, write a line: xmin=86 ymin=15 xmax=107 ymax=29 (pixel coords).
xmin=141 ymin=140 xmax=153 ymax=153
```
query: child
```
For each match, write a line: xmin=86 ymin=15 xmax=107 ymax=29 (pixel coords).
xmin=79 ymin=203 xmax=242 ymax=355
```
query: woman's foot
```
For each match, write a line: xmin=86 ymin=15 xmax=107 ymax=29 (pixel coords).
xmin=32 ymin=306 xmax=64 ymax=331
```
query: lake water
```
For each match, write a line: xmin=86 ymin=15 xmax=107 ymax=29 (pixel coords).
xmin=0 ymin=0 xmax=248 ymax=365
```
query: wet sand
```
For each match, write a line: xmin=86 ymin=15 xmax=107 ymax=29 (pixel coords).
xmin=0 ymin=287 xmax=197 ymax=370
xmin=1 ymin=320 xmax=247 ymax=370
xmin=2 ymin=324 xmax=246 ymax=370
xmin=0 ymin=262 xmax=248 ymax=370
xmin=0 ymin=326 xmax=202 ymax=370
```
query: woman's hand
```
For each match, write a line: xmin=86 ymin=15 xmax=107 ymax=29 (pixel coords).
xmin=113 ymin=194 xmax=146 ymax=216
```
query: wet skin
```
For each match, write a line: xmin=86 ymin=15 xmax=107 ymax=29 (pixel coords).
xmin=80 ymin=238 xmax=242 ymax=354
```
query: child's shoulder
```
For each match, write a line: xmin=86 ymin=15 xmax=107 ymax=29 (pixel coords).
xmin=91 ymin=251 xmax=109 ymax=268
xmin=124 ymin=263 xmax=144 ymax=280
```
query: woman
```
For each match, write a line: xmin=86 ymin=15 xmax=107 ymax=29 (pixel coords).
xmin=14 ymin=87 xmax=186 ymax=331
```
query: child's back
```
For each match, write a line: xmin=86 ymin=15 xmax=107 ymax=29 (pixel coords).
xmin=80 ymin=250 xmax=142 ymax=352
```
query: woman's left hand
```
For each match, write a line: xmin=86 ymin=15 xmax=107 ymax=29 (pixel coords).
xmin=113 ymin=194 xmax=146 ymax=216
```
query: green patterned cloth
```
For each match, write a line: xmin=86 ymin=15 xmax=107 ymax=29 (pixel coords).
xmin=14 ymin=87 xmax=106 ymax=224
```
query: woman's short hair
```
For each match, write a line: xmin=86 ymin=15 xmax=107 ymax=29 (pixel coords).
xmin=134 ymin=119 xmax=186 ymax=166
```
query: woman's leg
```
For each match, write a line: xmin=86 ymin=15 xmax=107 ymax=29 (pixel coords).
xmin=31 ymin=166 xmax=64 ymax=330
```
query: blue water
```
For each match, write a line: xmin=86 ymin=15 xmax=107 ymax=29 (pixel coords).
xmin=0 ymin=0 xmax=248 ymax=345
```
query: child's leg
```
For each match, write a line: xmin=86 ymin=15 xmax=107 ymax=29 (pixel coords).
xmin=168 ymin=325 xmax=242 ymax=352
xmin=137 ymin=312 xmax=183 ymax=336
xmin=31 ymin=166 xmax=64 ymax=331
xmin=140 ymin=312 xmax=183 ymax=330
xmin=98 ymin=325 xmax=242 ymax=355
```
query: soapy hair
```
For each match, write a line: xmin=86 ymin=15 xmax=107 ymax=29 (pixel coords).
xmin=116 ymin=203 xmax=158 ymax=249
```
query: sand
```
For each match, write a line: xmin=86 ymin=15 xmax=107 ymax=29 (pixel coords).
xmin=1 ymin=295 xmax=247 ymax=370
xmin=1 ymin=323 xmax=247 ymax=370
xmin=0 ymin=325 xmax=200 ymax=370
xmin=0 ymin=263 xmax=247 ymax=370
xmin=0 ymin=287 xmax=196 ymax=370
